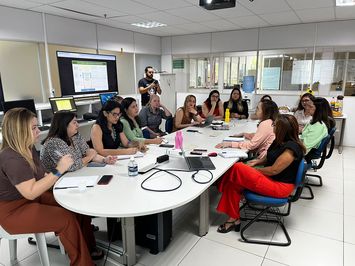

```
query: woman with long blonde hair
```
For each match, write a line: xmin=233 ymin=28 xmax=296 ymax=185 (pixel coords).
xmin=0 ymin=108 xmax=97 ymax=266
xmin=174 ymin=94 xmax=204 ymax=130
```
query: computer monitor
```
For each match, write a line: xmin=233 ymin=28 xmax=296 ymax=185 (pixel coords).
xmin=2 ymin=99 xmax=37 ymax=114
xmin=99 ymin=92 xmax=117 ymax=105
xmin=49 ymin=96 xmax=77 ymax=113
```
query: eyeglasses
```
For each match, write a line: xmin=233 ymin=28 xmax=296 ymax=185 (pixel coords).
xmin=110 ymin=112 xmax=121 ymax=118
xmin=211 ymin=95 xmax=219 ymax=98
xmin=301 ymin=99 xmax=310 ymax=103
xmin=147 ymin=71 xmax=154 ymax=74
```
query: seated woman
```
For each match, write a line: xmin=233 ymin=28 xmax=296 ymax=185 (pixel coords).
xmin=0 ymin=108 xmax=97 ymax=265
xmin=293 ymin=93 xmax=315 ymax=132
xmin=249 ymin=95 xmax=272 ymax=120
xmin=120 ymin=97 xmax=163 ymax=145
xmin=223 ymin=86 xmax=249 ymax=119
xmin=216 ymin=114 xmax=305 ymax=233
xmin=138 ymin=94 xmax=172 ymax=138
xmin=300 ymin=97 xmax=330 ymax=154
xmin=215 ymin=100 xmax=279 ymax=159
xmin=91 ymin=100 xmax=139 ymax=156
xmin=41 ymin=111 xmax=116 ymax=172
xmin=202 ymin=90 xmax=224 ymax=120
xmin=174 ymin=94 xmax=204 ymax=131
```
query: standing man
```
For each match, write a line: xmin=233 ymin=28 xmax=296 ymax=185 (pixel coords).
xmin=138 ymin=66 xmax=162 ymax=106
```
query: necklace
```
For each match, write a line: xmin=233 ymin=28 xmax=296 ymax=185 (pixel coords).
xmin=111 ymin=127 xmax=117 ymax=141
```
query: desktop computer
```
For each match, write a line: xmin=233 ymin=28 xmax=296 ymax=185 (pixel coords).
xmin=107 ymin=210 xmax=172 ymax=254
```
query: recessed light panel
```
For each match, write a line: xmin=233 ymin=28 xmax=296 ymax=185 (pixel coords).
xmin=131 ymin=21 xmax=167 ymax=28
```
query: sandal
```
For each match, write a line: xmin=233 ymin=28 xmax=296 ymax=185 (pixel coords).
xmin=91 ymin=248 xmax=104 ymax=260
xmin=217 ymin=220 xmax=241 ymax=233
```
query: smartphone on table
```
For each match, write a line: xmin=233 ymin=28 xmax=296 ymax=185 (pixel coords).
xmin=97 ymin=175 xmax=113 ymax=185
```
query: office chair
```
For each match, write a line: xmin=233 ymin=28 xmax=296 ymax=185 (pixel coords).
xmin=240 ymin=159 xmax=306 ymax=246
xmin=301 ymin=127 xmax=336 ymax=200
xmin=165 ymin=117 xmax=173 ymax=134
xmin=0 ymin=225 xmax=50 ymax=266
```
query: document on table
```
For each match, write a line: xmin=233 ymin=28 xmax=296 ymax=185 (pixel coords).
xmin=218 ymin=149 xmax=248 ymax=158
xmin=116 ymin=151 xmax=144 ymax=160
xmin=55 ymin=176 xmax=100 ymax=189
xmin=223 ymin=136 xmax=245 ymax=142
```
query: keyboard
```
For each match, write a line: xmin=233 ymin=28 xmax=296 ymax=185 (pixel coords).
xmin=38 ymin=125 xmax=50 ymax=131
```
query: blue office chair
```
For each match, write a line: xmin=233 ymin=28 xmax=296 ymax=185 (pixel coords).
xmin=240 ymin=159 xmax=306 ymax=246
xmin=142 ymin=128 xmax=151 ymax=139
xmin=301 ymin=127 xmax=336 ymax=200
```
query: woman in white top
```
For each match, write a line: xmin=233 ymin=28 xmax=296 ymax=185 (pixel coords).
xmin=293 ymin=93 xmax=315 ymax=132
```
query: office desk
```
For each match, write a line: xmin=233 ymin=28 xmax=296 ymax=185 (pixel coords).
xmin=54 ymin=119 xmax=258 ymax=265
xmin=334 ymin=114 xmax=346 ymax=154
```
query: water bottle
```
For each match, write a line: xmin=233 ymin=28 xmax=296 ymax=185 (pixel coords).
xmin=175 ymin=131 xmax=183 ymax=150
xmin=225 ymin=108 xmax=230 ymax=123
xmin=128 ymin=156 xmax=138 ymax=177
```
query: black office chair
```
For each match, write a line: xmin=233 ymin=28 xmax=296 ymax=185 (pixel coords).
xmin=240 ymin=159 xmax=306 ymax=246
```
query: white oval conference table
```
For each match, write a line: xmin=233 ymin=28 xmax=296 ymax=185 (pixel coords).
xmin=54 ymin=119 xmax=258 ymax=266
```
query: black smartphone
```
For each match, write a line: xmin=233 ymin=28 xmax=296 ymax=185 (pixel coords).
xmin=193 ymin=149 xmax=207 ymax=152
xmin=97 ymin=175 xmax=113 ymax=185
xmin=190 ymin=151 xmax=202 ymax=155
xmin=159 ymin=144 xmax=174 ymax=148
xmin=187 ymin=129 xmax=198 ymax=132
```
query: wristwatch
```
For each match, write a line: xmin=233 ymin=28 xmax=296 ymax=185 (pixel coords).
xmin=51 ymin=168 xmax=62 ymax=178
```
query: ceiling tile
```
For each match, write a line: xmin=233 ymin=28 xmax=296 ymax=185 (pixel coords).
xmin=227 ymin=15 xmax=270 ymax=28
xmin=84 ymin=0 xmax=157 ymax=15
xmin=165 ymin=6 xmax=220 ymax=22
xmin=0 ymin=0 xmax=42 ymax=9
xmin=111 ymin=15 xmax=145 ymax=24
xmin=155 ymin=26 xmax=189 ymax=36
xmin=93 ymin=19 xmax=134 ymax=31
xmin=286 ymin=0 xmax=334 ymax=10
xmin=336 ymin=6 xmax=355 ymax=20
xmin=138 ymin=11 xmax=192 ymax=25
xmin=201 ymin=19 xmax=241 ymax=31
xmin=260 ymin=11 xmax=301 ymax=25
xmin=209 ymin=4 xmax=254 ymax=18
xmin=174 ymin=22 xmax=214 ymax=33
xmin=133 ymin=0 xmax=192 ymax=10
xmin=53 ymin=0 xmax=124 ymax=19
xmin=31 ymin=4 xmax=96 ymax=21
xmin=296 ymin=7 xmax=335 ymax=23
xmin=28 ymin=0 xmax=63 ymax=4
xmin=237 ymin=0 xmax=291 ymax=15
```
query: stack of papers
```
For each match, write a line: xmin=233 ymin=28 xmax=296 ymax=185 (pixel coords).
xmin=223 ymin=136 xmax=245 ymax=142
xmin=218 ymin=150 xmax=248 ymax=159
xmin=116 ymin=151 xmax=144 ymax=160
xmin=55 ymin=175 xmax=100 ymax=189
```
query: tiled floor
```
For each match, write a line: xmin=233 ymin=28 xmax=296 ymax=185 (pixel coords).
xmin=1 ymin=147 xmax=354 ymax=266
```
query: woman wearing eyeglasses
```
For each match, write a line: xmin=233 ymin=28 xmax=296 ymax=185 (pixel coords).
xmin=41 ymin=111 xmax=117 ymax=173
xmin=91 ymin=100 xmax=138 ymax=156
xmin=202 ymin=90 xmax=224 ymax=120
xmin=294 ymin=93 xmax=315 ymax=132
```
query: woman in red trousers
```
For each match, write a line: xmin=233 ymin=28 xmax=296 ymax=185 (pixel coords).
xmin=216 ymin=114 xmax=305 ymax=233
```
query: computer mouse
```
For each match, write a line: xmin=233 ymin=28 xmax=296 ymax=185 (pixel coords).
xmin=208 ymin=152 xmax=217 ymax=157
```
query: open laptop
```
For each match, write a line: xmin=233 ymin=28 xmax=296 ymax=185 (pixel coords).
xmin=194 ymin=115 xmax=214 ymax=128
xmin=182 ymin=150 xmax=216 ymax=171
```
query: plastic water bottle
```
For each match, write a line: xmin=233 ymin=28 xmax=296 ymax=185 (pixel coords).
xmin=175 ymin=131 xmax=183 ymax=150
xmin=128 ymin=156 xmax=138 ymax=177
xmin=225 ymin=108 xmax=230 ymax=123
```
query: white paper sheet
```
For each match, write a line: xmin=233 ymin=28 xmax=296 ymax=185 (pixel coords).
xmin=55 ymin=175 xmax=100 ymax=189
xmin=115 ymin=151 xmax=144 ymax=160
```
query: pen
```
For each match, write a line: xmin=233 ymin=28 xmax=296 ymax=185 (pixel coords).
xmin=54 ymin=186 xmax=94 ymax=190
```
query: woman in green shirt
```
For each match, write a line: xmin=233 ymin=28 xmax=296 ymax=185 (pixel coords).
xmin=120 ymin=97 xmax=163 ymax=145
xmin=300 ymin=97 xmax=330 ymax=154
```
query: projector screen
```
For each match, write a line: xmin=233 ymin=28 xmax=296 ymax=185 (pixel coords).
xmin=57 ymin=51 xmax=118 ymax=96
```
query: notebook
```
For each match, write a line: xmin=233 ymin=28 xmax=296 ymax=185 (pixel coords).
xmin=182 ymin=150 xmax=215 ymax=170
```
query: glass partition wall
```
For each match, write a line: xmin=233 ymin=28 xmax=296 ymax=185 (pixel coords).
xmin=174 ymin=47 xmax=355 ymax=96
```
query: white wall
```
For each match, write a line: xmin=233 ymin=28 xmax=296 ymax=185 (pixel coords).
xmin=97 ymin=25 xmax=134 ymax=53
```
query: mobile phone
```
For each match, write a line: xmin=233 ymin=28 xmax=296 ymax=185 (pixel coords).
xmin=159 ymin=144 xmax=174 ymax=148
xmin=193 ymin=149 xmax=207 ymax=152
xmin=97 ymin=175 xmax=113 ymax=185
xmin=187 ymin=129 xmax=198 ymax=132
xmin=87 ymin=162 xmax=106 ymax=167
xmin=190 ymin=151 xmax=202 ymax=155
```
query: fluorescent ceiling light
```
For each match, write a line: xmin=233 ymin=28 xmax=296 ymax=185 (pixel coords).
xmin=336 ymin=0 xmax=355 ymax=6
xmin=131 ymin=21 xmax=167 ymax=28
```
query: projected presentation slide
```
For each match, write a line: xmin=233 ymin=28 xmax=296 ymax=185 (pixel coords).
xmin=72 ymin=61 xmax=109 ymax=93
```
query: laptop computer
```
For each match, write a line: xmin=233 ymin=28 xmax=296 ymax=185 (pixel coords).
xmin=182 ymin=150 xmax=216 ymax=171
xmin=194 ymin=115 xmax=214 ymax=128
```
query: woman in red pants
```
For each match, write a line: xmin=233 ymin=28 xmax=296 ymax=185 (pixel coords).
xmin=0 ymin=108 xmax=96 ymax=265
xmin=216 ymin=114 xmax=305 ymax=233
